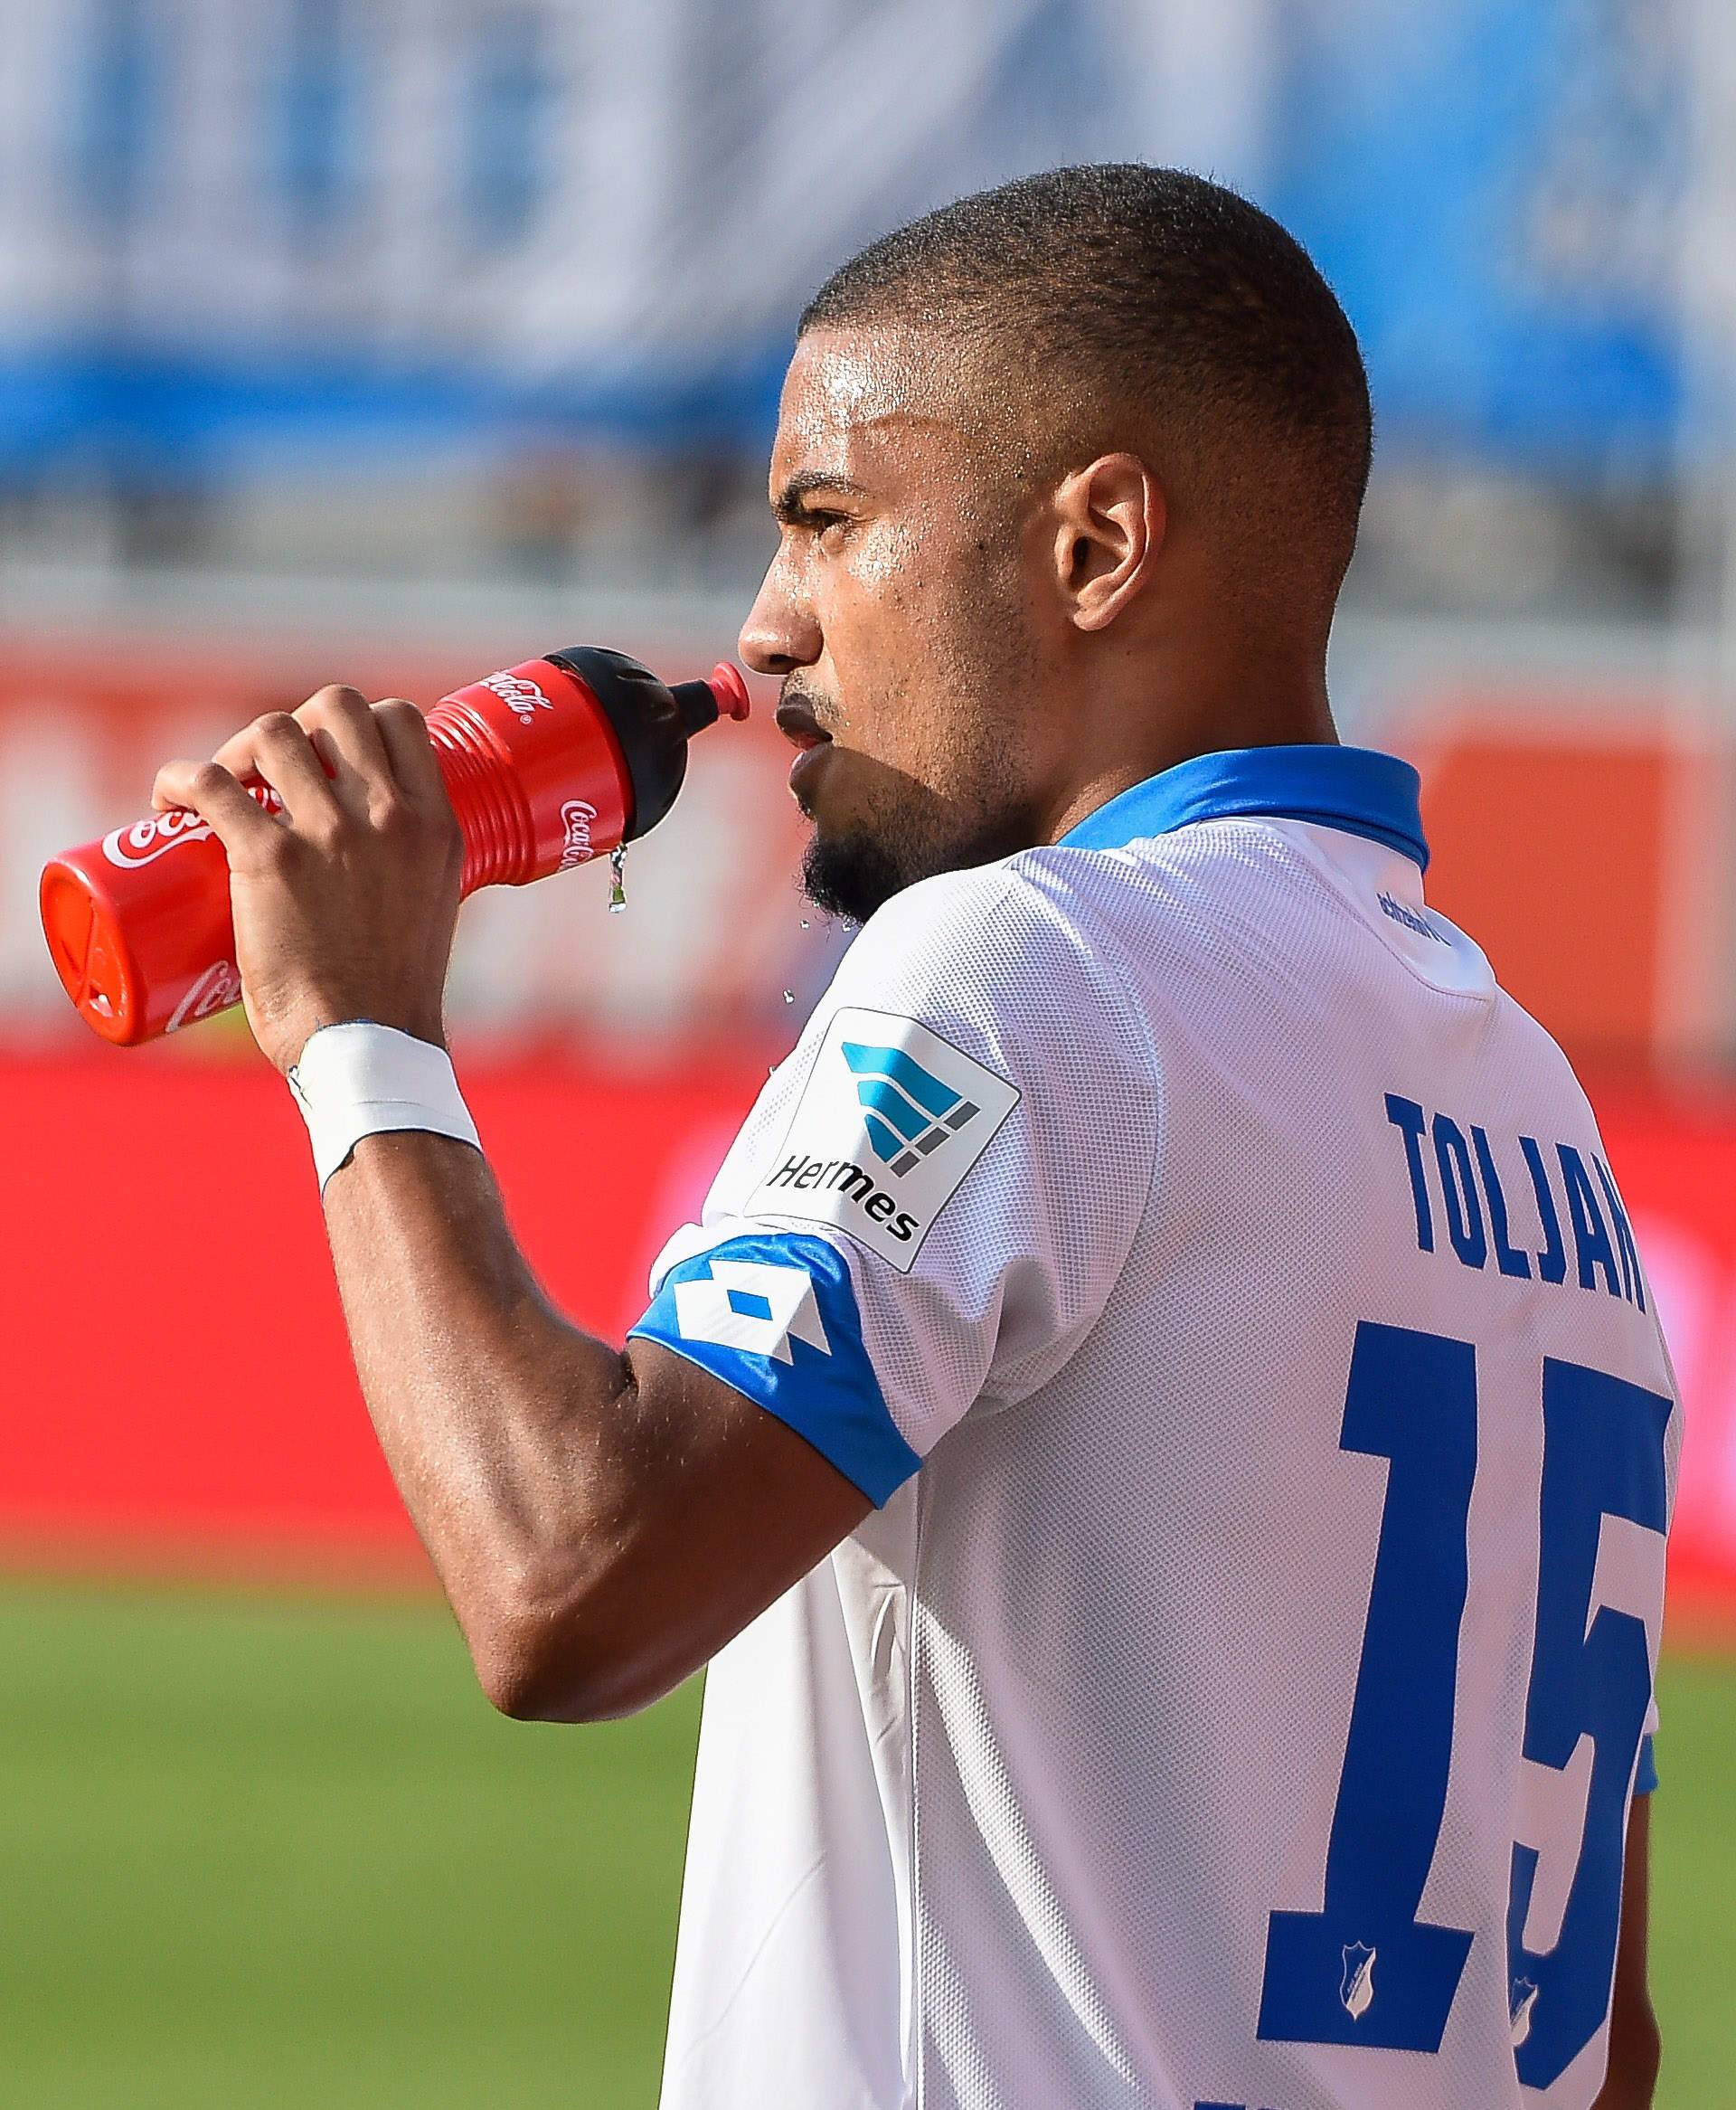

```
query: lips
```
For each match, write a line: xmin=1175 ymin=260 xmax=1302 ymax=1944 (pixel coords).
xmin=775 ymin=698 xmax=830 ymax=749
xmin=776 ymin=699 xmax=834 ymax=805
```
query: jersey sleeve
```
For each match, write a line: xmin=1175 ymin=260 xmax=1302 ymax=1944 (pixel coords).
xmin=627 ymin=862 xmax=1163 ymax=1504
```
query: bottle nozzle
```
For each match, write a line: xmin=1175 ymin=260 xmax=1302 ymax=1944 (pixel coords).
xmin=708 ymin=661 xmax=752 ymax=721
xmin=671 ymin=661 xmax=751 ymax=735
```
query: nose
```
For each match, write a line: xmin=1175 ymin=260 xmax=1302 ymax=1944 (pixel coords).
xmin=739 ymin=549 xmax=822 ymax=677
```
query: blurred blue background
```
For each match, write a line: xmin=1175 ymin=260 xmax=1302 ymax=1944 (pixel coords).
xmin=0 ymin=0 xmax=1704 ymax=607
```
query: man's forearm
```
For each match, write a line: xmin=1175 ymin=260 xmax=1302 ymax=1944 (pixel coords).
xmin=1595 ymin=2009 xmax=1661 ymax=2109
xmin=1594 ymin=1797 xmax=1659 ymax=2108
xmin=318 ymin=1127 xmax=637 ymax=1705
xmin=153 ymin=685 xmax=869 ymax=1723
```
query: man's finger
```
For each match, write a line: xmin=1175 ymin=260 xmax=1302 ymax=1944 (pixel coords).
xmin=373 ymin=697 xmax=449 ymax=809
xmin=210 ymin=687 xmax=372 ymax=782
xmin=299 ymin=686 xmax=393 ymax=818
xmin=149 ymin=760 xmax=280 ymax=858
xmin=238 ymin=712 xmax=344 ymax=826
xmin=210 ymin=718 xmax=285 ymax=782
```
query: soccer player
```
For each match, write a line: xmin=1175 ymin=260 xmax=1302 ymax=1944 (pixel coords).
xmin=156 ymin=166 xmax=1675 ymax=2110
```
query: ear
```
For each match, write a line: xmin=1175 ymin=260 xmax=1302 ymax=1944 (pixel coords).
xmin=1050 ymin=453 xmax=1165 ymax=633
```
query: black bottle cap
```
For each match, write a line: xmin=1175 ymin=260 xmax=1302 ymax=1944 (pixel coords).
xmin=542 ymin=649 xmax=747 ymax=841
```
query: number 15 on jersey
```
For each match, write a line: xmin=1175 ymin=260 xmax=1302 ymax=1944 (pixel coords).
xmin=1259 ymin=1322 xmax=1673 ymax=2091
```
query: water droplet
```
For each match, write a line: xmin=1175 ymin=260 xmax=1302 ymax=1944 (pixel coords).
xmin=799 ymin=919 xmax=809 ymax=930
xmin=607 ymin=843 xmax=627 ymax=913
xmin=782 ymin=989 xmax=795 ymax=1004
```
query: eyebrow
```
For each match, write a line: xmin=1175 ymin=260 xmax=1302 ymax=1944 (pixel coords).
xmin=770 ymin=468 xmax=869 ymax=525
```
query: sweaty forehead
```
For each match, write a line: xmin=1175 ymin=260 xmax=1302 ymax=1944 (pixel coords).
xmin=770 ymin=323 xmax=978 ymax=492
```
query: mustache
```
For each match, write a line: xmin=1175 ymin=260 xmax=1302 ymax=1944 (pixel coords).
xmin=778 ymin=677 xmax=838 ymax=732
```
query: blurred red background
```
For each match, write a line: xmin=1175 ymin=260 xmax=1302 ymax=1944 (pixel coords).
xmin=7 ymin=641 xmax=1735 ymax=1640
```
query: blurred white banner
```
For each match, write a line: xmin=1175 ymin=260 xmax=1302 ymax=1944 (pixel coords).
xmin=0 ymin=0 xmax=1269 ymax=393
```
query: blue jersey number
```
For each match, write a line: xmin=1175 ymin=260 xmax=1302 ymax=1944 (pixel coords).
xmin=1508 ymin=1359 xmax=1673 ymax=2086
xmin=1258 ymin=1323 xmax=1671 ymax=2082
xmin=1258 ymin=1325 xmax=1478 ymax=2052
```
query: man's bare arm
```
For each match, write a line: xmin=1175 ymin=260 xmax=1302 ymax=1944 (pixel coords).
xmin=152 ymin=683 xmax=869 ymax=1721
xmin=321 ymin=1129 xmax=868 ymax=1721
xmin=1595 ymin=1795 xmax=1660 ymax=2109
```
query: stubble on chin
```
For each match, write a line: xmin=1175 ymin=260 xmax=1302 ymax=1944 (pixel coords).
xmin=798 ymin=760 xmax=1039 ymax=927
xmin=797 ymin=573 xmax=1042 ymax=923
xmin=799 ymin=826 xmax=907 ymax=924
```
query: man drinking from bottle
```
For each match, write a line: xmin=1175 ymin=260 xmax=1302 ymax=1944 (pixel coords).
xmin=156 ymin=166 xmax=1673 ymax=2110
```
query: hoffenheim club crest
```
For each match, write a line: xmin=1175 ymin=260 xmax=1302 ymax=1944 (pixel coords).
xmin=1511 ymin=1977 xmax=1540 ymax=2047
xmin=1340 ymin=1941 xmax=1376 ymax=2021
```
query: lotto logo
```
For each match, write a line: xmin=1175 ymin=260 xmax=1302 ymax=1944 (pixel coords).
xmin=672 ymin=1257 xmax=831 ymax=1364
xmin=841 ymin=1040 xmax=978 ymax=1177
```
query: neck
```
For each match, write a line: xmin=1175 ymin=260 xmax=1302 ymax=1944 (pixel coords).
xmin=1037 ymin=644 xmax=1337 ymax=847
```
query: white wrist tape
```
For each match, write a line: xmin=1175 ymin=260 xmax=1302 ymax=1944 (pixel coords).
xmin=287 ymin=1022 xmax=481 ymax=1193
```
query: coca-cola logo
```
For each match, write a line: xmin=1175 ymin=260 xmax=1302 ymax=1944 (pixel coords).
xmin=559 ymin=799 xmax=599 ymax=870
xmin=483 ymin=671 xmax=554 ymax=724
xmin=102 ymin=784 xmax=283 ymax=869
xmin=103 ymin=807 xmax=213 ymax=869
xmin=165 ymin=959 xmax=243 ymax=1034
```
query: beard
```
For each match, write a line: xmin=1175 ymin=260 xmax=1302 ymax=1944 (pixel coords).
xmin=790 ymin=535 xmax=1042 ymax=924
xmin=798 ymin=741 xmax=1039 ymax=925
xmin=800 ymin=828 xmax=906 ymax=924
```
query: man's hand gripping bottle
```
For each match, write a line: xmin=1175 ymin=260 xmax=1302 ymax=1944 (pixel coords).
xmin=39 ymin=648 xmax=750 ymax=1046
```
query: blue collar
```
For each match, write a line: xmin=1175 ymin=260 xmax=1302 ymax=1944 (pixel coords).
xmin=1058 ymin=744 xmax=1429 ymax=872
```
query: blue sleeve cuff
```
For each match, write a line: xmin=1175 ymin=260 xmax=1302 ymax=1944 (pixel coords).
xmin=627 ymin=1231 xmax=920 ymax=1507
xmin=1635 ymin=1733 xmax=1658 ymax=1796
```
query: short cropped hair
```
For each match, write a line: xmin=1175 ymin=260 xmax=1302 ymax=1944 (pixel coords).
xmin=801 ymin=165 xmax=1372 ymax=598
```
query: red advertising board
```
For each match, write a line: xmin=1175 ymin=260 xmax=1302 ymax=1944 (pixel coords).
xmin=3 ymin=1046 xmax=1733 ymax=1639
xmin=0 ymin=1040 xmax=763 ymax=1579
xmin=1599 ymin=1087 xmax=1736 ymax=1639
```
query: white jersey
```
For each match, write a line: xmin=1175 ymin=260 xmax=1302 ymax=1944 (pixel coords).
xmin=627 ymin=744 xmax=1678 ymax=2110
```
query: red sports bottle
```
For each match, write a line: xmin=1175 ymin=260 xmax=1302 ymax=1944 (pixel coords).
xmin=40 ymin=646 xmax=751 ymax=1046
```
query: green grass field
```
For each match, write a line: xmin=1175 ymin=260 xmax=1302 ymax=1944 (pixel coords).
xmin=0 ymin=1579 xmax=1729 ymax=2108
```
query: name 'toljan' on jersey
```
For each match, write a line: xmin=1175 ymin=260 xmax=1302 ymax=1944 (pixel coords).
xmin=1385 ymin=1095 xmax=1646 ymax=1308
xmin=629 ymin=745 xmax=1678 ymax=2110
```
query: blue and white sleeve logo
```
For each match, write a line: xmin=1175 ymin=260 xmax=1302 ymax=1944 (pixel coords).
xmin=628 ymin=1232 xmax=920 ymax=1504
xmin=747 ymin=1008 xmax=1020 ymax=1273
xmin=672 ymin=1255 xmax=830 ymax=1362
